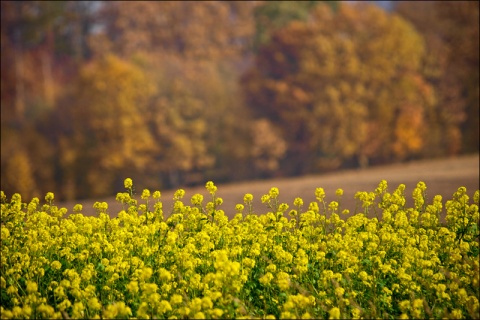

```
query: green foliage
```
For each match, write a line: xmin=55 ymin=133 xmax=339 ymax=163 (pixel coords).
xmin=253 ymin=1 xmax=338 ymax=50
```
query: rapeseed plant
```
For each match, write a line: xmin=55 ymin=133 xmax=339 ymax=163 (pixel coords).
xmin=0 ymin=179 xmax=479 ymax=319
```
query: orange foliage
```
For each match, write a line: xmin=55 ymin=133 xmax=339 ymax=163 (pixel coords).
xmin=242 ymin=3 xmax=434 ymax=173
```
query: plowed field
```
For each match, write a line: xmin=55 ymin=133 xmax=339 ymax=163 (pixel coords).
xmin=61 ymin=154 xmax=479 ymax=219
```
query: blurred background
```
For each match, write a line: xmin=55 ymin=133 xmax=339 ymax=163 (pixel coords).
xmin=1 ymin=1 xmax=478 ymax=201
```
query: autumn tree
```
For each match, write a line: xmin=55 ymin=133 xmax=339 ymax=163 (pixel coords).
xmin=395 ymin=1 xmax=479 ymax=155
xmin=432 ymin=1 xmax=479 ymax=154
xmin=249 ymin=118 xmax=287 ymax=177
xmin=1 ymin=1 xmax=64 ymax=123
xmin=60 ymin=54 xmax=157 ymax=198
xmin=242 ymin=3 xmax=435 ymax=175
xmin=1 ymin=1 xmax=94 ymax=199
xmin=173 ymin=58 xmax=256 ymax=183
xmin=1 ymin=1 xmax=96 ymax=121
xmin=89 ymin=1 xmax=273 ymax=186
xmin=133 ymin=54 xmax=213 ymax=187
xmin=0 ymin=124 xmax=56 ymax=199
xmin=134 ymin=52 xmax=281 ymax=187
xmin=252 ymin=0 xmax=338 ymax=50
xmin=96 ymin=1 xmax=261 ymax=61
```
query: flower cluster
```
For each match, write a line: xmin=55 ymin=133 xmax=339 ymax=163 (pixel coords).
xmin=1 ymin=180 xmax=479 ymax=319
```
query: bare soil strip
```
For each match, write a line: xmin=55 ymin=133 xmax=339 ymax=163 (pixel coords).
xmin=61 ymin=154 xmax=479 ymax=219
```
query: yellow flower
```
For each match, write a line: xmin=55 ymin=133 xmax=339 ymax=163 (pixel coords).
xmin=103 ymin=302 xmax=132 ymax=319
xmin=1 ymin=228 xmax=10 ymax=240
xmin=45 ymin=192 xmax=54 ymax=202
xmin=157 ymin=300 xmax=172 ymax=314
xmin=116 ymin=193 xmax=125 ymax=203
xmin=283 ymin=299 xmax=295 ymax=311
xmin=161 ymin=283 xmax=172 ymax=294
xmin=399 ymin=300 xmax=410 ymax=313
xmin=211 ymin=308 xmax=224 ymax=318
xmin=170 ymin=294 xmax=183 ymax=305
xmin=460 ymin=240 xmax=470 ymax=253
xmin=202 ymin=296 xmax=213 ymax=310
xmin=174 ymin=189 xmax=186 ymax=200
xmin=141 ymin=189 xmax=151 ymax=200
xmin=191 ymin=194 xmax=204 ymax=206
xmin=266 ymin=264 xmax=277 ymax=273
xmin=242 ymin=257 xmax=255 ymax=269
xmin=136 ymin=302 xmax=149 ymax=318
xmin=335 ymin=287 xmax=345 ymax=297
xmin=22 ymin=305 xmax=32 ymax=318
xmin=159 ymin=268 xmax=173 ymax=282
xmin=279 ymin=203 xmax=290 ymax=212
xmin=269 ymin=187 xmax=280 ymax=198
xmin=450 ymin=309 xmax=463 ymax=319
xmin=243 ymin=193 xmax=253 ymax=204
xmin=294 ymin=197 xmax=304 ymax=208
xmin=315 ymin=187 xmax=326 ymax=202
xmin=336 ymin=188 xmax=344 ymax=197
xmin=57 ymin=299 xmax=71 ymax=311
xmin=329 ymin=307 xmax=341 ymax=319
xmin=140 ymin=267 xmax=153 ymax=281
xmin=72 ymin=301 xmax=85 ymax=319
xmin=205 ymin=181 xmax=217 ymax=195
xmin=10 ymin=306 xmax=22 ymax=318
xmin=412 ymin=298 xmax=423 ymax=310
xmin=259 ymin=272 xmax=274 ymax=285
xmin=80 ymin=268 xmax=92 ymax=282
xmin=328 ymin=201 xmax=339 ymax=211
xmin=277 ymin=272 xmax=290 ymax=291
xmin=148 ymin=292 xmax=162 ymax=305
xmin=3 ymin=180 xmax=480 ymax=319
xmin=142 ymin=283 xmax=158 ymax=295
xmin=288 ymin=209 xmax=298 ymax=217
xmin=166 ymin=231 xmax=178 ymax=245
xmin=351 ymin=308 xmax=362 ymax=319
xmin=88 ymin=297 xmax=102 ymax=311
xmin=261 ymin=194 xmax=270 ymax=203
xmin=126 ymin=281 xmax=139 ymax=294
xmin=124 ymin=178 xmax=133 ymax=189
xmin=26 ymin=281 xmax=38 ymax=293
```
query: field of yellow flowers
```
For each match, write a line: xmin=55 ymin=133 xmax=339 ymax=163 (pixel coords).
xmin=1 ymin=179 xmax=479 ymax=319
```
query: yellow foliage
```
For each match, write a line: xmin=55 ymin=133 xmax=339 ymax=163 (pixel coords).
xmin=69 ymin=54 xmax=158 ymax=195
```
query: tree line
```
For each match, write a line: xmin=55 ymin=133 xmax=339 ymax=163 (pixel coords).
xmin=1 ymin=1 xmax=478 ymax=200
